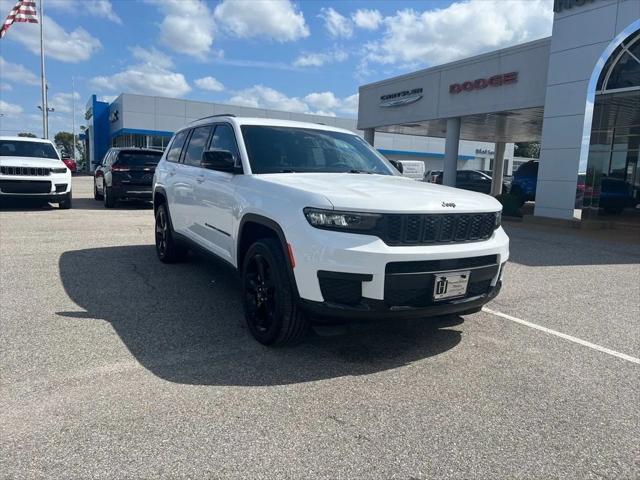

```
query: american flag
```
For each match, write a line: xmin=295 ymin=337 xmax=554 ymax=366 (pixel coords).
xmin=1 ymin=0 xmax=38 ymax=39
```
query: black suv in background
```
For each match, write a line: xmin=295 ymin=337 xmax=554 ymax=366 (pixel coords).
xmin=94 ymin=148 xmax=163 ymax=207
xmin=435 ymin=169 xmax=509 ymax=195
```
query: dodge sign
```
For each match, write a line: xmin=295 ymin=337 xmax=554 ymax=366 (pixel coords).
xmin=449 ymin=72 xmax=518 ymax=94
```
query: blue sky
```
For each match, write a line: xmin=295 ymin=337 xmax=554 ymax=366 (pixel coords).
xmin=0 ymin=0 xmax=553 ymax=136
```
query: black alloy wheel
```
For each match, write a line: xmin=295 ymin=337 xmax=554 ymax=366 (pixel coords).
xmin=154 ymin=203 xmax=187 ymax=263
xmin=93 ymin=181 xmax=102 ymax=200
xmin=155 ymin=205 xmax=169 ymax=259
xmin=242 ymin=239 xmax=309 ymax=346
xmin=244 ymin=252 xmax=277 ymax=336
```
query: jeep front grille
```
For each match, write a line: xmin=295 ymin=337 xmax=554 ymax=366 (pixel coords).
xmin=376 ymin=213 xmax=497 ymax=246
xmin=0 ymin=166 xmax=51 ymax=176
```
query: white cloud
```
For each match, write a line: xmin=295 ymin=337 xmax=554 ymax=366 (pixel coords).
xmin=91 ymin=49 xmax=191 ymax=98
xmin=319 ymin=7 xmax=353 ymax=38
xmin=0 ymin=100 xmax=24 ymax=116
xmin=303 ymin=92 xmax=340 ymax=111
xmin=130 ymin=45 xmax=174 ymax=69
xmin=48 ymin=92 xmax=81 ymax=114
xmin=214 ymin=0 xmax=309 ymax=42
xmin=293 ymin=48 xmax=348 ymax=67
xmin=153 ymin=0 xmax=216 ymax=59
xmin=341 ymin=94 xmax=359 ymax=115
xmin=5 ymin=16 xmax=101 ymax=63
xmin=0 ymin=57 xmax=39 ymax=85
xmin=0 ymin=83 xmax=13 ymax=91
xmin=228 ymin=85 xmax=309 ymax=113
xmin=48 ymin=0 xmax=121 ymax=24
xmin=227 ymin=85 xmax=358 ymax=117
xmin=352 ymin=9 xmax=382 ymax=30
xmin=194 ymin=76 xmax=225 ymax=92
xmin=365 ymin=0 xmax=553 ymax=67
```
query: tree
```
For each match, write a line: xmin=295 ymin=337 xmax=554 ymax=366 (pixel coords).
xmin=514 ymin=142 xmax=540 ymax=159
xmin=54 ymin=131 xmax=74 ymax=156
xmin=17 ymin=132 xmax=37 ymax=138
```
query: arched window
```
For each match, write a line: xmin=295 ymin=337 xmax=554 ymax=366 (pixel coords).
xmin=596 ymin=31 xmax=640 ymax=93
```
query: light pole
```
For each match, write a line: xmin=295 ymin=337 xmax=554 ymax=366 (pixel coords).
xmin=72 ymin=77 xmax=77 ymax=162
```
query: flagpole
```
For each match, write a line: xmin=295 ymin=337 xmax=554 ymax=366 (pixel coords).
xmin=72 ymin=76 xmax=77 ymax=162
xmin=39 ymin=0 xmax=47 ymax=139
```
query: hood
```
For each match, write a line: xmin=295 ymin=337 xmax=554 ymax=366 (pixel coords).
xmin=0 ymin=156 xmax=66 ymax=169
xmin=256 ymin=173 xmax=502 ymax=213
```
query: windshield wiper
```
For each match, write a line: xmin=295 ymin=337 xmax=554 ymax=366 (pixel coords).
xmin=347 ymin=169 xmax=374 ymax=174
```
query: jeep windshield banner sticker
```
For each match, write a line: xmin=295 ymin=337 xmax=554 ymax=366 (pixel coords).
xmin=449 ymin=72 xmax=518 ymax=94
xmin=379 ymin=88 xmax=423 ymax=107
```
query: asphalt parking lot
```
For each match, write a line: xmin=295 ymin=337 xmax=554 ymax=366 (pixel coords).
xmin=1 ymin=176 xmax=639 ymax=479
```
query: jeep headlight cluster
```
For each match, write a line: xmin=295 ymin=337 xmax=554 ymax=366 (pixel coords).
xmin=304 ymin=208 xmax=380 ymax=231
xmin=51 ymin=167 xmax=68 ymax=174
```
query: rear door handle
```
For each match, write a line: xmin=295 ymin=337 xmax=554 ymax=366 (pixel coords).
xmin=196 ymin=176 xmax=205 ymax=183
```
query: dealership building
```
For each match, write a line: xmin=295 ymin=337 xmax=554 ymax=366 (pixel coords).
xmin=83 ymin=93 xmax=513 ymax=177
xmin=359 ymin=0 xmax=639 ymax=222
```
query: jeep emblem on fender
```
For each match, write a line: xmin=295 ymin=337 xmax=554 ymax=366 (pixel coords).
xmin=442 ymin=202 xmax=456 ymax=208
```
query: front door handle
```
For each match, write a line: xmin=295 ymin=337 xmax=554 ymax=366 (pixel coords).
xmin=196 ymin=176 xmax=205 ymax=184
xmin=168 ymin=169 xmax=176 ymax=177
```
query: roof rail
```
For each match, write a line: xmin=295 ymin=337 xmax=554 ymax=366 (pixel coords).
xmin=189 ymin=113 xmax=236 ymax=124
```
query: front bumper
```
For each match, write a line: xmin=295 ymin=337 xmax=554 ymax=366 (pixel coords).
xmin=0 ymin=174 xmax=71 ymax=199
xmin=288 ymin=223 xmax=509 ymax=303
xmin=300 ymin=281 xmax=501 ymax=320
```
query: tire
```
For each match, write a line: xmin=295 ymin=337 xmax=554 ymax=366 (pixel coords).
xmin=103 ymin=185 xmax=116 ymax=208
xmin=94 ymin=181 xmax=103 ymax=200
xmin=241 ymin=238 xmax=310 ymax=346
xmin=58 ymin=191 xmax=72 ymax=210
xmin=154 ymin=203 xmax=188 ymax=263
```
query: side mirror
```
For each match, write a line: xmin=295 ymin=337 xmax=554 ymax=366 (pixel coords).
xmin=389 ymin=159 xmax=404 ymax=174
xmin=201 ymin=149 xmax=236 ymax=173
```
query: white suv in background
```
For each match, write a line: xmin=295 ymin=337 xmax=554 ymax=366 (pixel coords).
xmin=153 ymin=116 xmax=509 ymax=346
xmin=0 ymin=136 xmax=72 ymax=209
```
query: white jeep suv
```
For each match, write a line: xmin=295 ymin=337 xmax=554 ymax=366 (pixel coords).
xmin=153 ymin=116 xmax=509 ymax=345
xmin=0 ymin=136 xmax=72 ymax=209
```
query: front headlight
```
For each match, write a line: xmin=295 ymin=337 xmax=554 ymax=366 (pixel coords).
xmin=495 ymin=211 xmax=502 ymax=228
xmin=51 ymin=167 xmax=68 ymax=174
xmin=303 ymin=207 xmax=381 ymax=231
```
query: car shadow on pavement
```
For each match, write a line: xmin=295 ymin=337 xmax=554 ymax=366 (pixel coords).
xmin=58 ymin=245 xmax=463 ymax=386
xmin=0 ymin=198 xmax=60 ymax=211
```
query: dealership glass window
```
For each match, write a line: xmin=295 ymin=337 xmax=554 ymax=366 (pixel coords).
xmin=150 ymin=136 xmax=169 ymax=150
xmin=597 ymin=31 xmax=640 ymax=93
xmin=606 ymin=52 xmax=640 ymax=91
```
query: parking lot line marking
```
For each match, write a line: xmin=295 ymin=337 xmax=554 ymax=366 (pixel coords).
xmin=482 ymin=307 xmax=640 ymax=365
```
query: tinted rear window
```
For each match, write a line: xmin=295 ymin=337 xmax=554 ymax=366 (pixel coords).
xmin=0 ymin=140 xmax=59 ymax=159
xmin=117 ymin=151 xmax=162 ymax=166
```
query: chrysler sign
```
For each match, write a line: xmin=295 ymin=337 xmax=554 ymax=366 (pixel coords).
xmin=449 ymin=72 xmax=518 ymax=94
xmin=380 ymin=88 xmax=423 ymax=107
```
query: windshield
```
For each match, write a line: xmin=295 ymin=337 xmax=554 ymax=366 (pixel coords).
xmin=241 ymin=126 xmax=395 ymax=175
xmin=117 ymin=151 xmax=162 ymax=166
xmin=0 ymin=140 xmax=59 ymax=159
